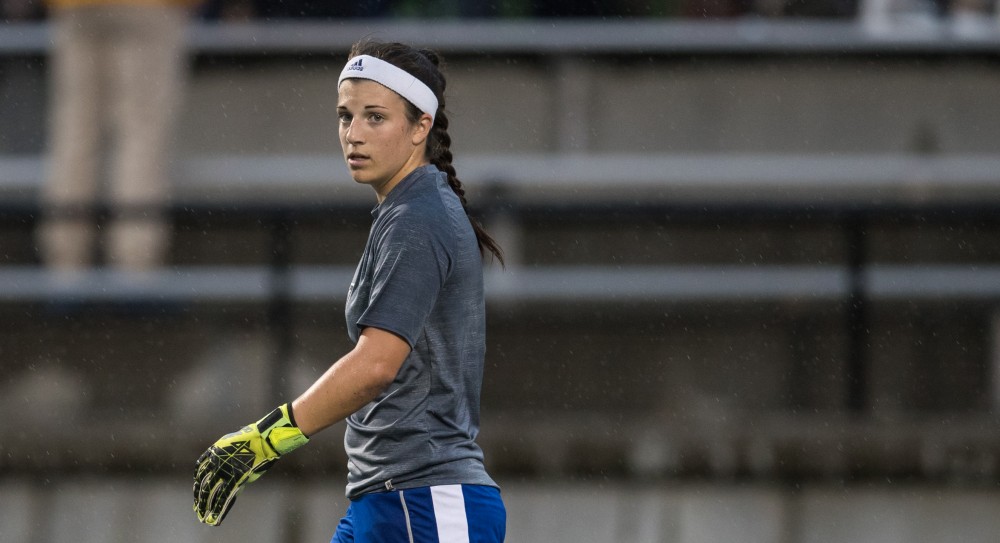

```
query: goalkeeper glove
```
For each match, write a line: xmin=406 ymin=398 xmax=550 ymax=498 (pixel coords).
xmin=193 ymin=403 xmax=308 ymax=526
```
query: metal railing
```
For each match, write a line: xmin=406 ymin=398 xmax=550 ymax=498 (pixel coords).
xmin=2 ymin=18 xmax=1000 ymax=57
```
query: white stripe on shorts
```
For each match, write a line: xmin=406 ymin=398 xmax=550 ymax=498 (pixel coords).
xmin=430 ymin=485 xmax=470 ymax=543
xmin=399 ymin=491 xmax=415 ymax=543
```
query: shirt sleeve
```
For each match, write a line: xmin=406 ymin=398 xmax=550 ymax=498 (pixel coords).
xmin=356 ymin=207 xmax=451 ymax=348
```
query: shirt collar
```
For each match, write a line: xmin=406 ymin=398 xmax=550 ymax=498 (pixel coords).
xmin=371 ymin=164 xmax=439 ymax=217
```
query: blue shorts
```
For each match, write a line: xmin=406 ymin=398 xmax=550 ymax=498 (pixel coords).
xmin=330 ymin=484 xmax=505 ymax=543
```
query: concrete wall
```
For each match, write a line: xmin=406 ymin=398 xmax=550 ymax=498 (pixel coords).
xmin=171 ymin=56 xmax=1000 ymax=156
xmin=9 ymin=54 xmax=995 ymax=156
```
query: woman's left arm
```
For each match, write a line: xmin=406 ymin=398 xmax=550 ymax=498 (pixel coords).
xmin=291 ymin=326 xmax=411 ymax=436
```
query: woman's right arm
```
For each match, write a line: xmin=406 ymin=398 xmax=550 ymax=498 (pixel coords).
xmin=291 ymin=326 xmax=411 ymax=436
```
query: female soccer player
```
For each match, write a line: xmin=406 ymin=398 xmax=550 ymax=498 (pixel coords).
xmin=193 ymin=39 xmax=507 ymax=543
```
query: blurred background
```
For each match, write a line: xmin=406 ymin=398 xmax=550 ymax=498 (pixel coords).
xmin=2 ymin=1 xmax=1000 ymax=542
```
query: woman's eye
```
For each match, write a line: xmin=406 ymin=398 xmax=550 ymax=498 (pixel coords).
xmin=338 ymin=113 xmax=352 ymax=124
xmin=369 ymin=113 xmax=384 ymax=122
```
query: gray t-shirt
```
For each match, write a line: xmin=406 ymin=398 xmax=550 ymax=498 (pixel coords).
xmin=343 ymin=164 xmax=498 ymax=498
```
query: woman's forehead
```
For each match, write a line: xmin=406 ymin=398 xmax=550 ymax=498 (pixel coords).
xmin=337 ymin=79 xmax=404 ymax=108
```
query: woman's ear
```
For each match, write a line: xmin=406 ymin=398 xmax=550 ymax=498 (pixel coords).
xmin=411 ymin=113 xmax=433 ymax=146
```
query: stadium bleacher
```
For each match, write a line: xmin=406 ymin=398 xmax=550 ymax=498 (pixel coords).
xmin=2 ymin=16 xmax=1000 ymax=542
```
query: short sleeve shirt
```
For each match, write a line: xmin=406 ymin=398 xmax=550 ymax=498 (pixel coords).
xmin=343 ymin=164 xmax=497 ymax=498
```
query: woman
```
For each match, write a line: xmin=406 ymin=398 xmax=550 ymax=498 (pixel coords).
xmin=193 ymin=40 xmax=507 ymax=543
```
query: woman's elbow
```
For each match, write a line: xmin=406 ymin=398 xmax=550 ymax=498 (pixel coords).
xmin=355 ymin=328 xmax=411 ymax=390
xmin=369 ymin=360 xmax=402 ymax=390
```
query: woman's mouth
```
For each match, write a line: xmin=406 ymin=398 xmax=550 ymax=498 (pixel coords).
xmin=347 ymin=153 xmax=369 ymax=167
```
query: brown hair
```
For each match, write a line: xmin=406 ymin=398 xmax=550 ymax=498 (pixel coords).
xmin=347 ymin=39 xmax=505 ymax=267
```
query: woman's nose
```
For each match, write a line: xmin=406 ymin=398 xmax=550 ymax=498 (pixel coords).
xmin=344 ymin=119 xmax=363 ymax=144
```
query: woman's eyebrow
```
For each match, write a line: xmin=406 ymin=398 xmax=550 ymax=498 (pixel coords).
xmin=337 ymin=104 xmax=390 ymax=110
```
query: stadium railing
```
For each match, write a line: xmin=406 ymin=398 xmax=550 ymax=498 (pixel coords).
xmin=3 ymin=18 xmax=1000 ymax=55
xmin=3 ymin=152 xmax=1000 ymax=306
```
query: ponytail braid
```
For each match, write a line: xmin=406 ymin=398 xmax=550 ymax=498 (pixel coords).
xmin=428 ymin=109 xmax=505 ymax=266
xmin=348 ymin=40 xmax=505 ymax=266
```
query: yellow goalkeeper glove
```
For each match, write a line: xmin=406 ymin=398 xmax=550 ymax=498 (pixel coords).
xmin=193 ymin=403 xmax=308 ymax=526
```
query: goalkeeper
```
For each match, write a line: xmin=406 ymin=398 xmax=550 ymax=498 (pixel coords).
xmin=193 ymin=39 xmax=507 ymax=542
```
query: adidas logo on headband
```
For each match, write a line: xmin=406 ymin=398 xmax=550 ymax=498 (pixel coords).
xmin=347 ymin=58 xmax=364 ymax=72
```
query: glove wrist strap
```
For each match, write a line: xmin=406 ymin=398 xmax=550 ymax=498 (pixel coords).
xmin=257 ymin=403 xmax=309 ymax=456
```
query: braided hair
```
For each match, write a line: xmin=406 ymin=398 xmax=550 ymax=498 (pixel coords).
xmin=346 ymin=39 xmax=505 ymax=267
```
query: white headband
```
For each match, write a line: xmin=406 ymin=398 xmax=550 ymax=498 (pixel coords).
xmin=338 ymin=55 xmax=438 ymax=121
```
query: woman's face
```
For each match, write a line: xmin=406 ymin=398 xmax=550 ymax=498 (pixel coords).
xmin=337 ymin=79 xmax=432 ymax=201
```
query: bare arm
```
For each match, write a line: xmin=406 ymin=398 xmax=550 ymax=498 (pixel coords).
xmin=291 ymin=327 xmax=411 ymax=436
